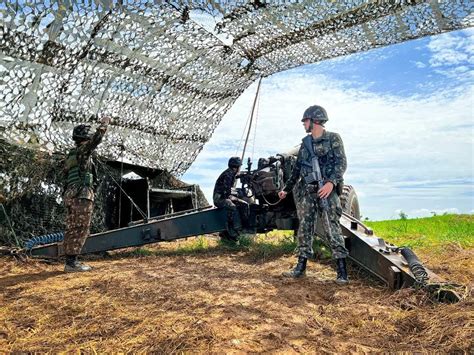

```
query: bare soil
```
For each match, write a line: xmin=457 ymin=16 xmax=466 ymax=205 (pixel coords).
xmin=0 ymin=238 xmax=472 ymax=353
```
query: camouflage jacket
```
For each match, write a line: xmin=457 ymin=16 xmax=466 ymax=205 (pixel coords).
xmin=283 ymin=130 xmax=347 ymax=193
xmin=63 ymin=123 xmax=108 ymax=201
xmin=213 ymin=168 xmax=236 ymax=199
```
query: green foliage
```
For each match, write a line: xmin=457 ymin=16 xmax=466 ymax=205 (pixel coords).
xmin=397 ymin=210 xmax=409 ymax=233
xmin=125 ymin=214 xmax=473 ymax=260
xmin=365 ymin=214 xmax=474 ymax=250
xmin=217 ymin=231 xmax=297 ymax=260
xmin=129 ymin=248 xmax=156 ymax=257
xmin=247 ymin=232 xmax=297 ymax=261
xmin=126 ymin=236 xmax=212 ymax=257
xmin=398 ymin=211 xmax=408 ymax=220
xmin=176 ymin=235 xmax=210 ymax=253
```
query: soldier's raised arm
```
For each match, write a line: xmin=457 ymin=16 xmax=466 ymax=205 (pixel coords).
xmin=80 ymin=116 xmax=111 ymax=156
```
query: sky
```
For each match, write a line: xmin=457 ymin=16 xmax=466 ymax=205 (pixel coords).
xmin=183 ymin=28 xmax=474 ymax=221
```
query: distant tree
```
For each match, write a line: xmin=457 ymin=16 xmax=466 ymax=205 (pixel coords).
xmin=399 ymin=211 xmax=408 ymax=220
xmin=398 ymin=211 xmax=408 ymax=232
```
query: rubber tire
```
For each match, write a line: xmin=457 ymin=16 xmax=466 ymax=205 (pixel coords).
xmin=340 ymin=185 xmax=361 ymax=220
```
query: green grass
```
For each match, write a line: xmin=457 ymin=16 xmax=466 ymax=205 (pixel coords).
xmin=230 ymin=231 xmax=298 ymax=261
xmin=365 ymin=214 xmax=474 ymax=250
xmin=123 ymin=232 xmax=299 ymax=260
xmin=218 ymin=231 xmax=296 ymax=260
xmin=125 ymin=214 xmax=473 ymax=259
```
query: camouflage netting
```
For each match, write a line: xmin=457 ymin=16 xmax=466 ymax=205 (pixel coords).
xmin=0 ymin=1 xmax=472 ymax=246
xmin=0 ymin=138 xmax=208 ymax=246
xmin=1 ymin=1 xmax=472 ymax=172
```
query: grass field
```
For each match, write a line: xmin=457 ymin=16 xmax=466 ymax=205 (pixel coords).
xmin=135 ymin=213 xmax=473 ymax=259
xmin=365 ymin=214 xmax=473 ymax=250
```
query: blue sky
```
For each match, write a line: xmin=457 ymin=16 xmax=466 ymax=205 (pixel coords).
xmin=183 ymin=28 xmax=473 ymax=221
xmin=304 ymin=29 xmax=473 ymax=97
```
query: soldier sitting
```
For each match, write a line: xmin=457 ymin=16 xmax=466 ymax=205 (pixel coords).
xmin=213 ymin=157 xmax=245 ymax=240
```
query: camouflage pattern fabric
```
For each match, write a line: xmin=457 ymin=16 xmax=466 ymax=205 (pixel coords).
xmin=284 ymin=130 xmax=347 ymax=192
xmin=213 ymin=168 xmax=236 ymax=200
xmin=284 ymin=130 xmax=348 ymax=259
xmin=2 ymin=2 xmax=469 ymax=175
xmin=213 ymin=193 xmax=237 ymax=211
xmin=63 ymin=123 xmax=108 ymax=201
xmin=63 ymin=189 xmax=94 ymax=255
xmin=213 ymin=167 xmax=239 ymax=211
xmin=62 ymin=123 xmax=108 ymax=255
xmin=293 ymin=181 xmax=348 ymax=259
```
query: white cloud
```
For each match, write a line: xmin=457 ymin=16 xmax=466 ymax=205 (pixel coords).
xmin=184 ymin=30 xmax=474 ymax=220
xmin=184 ymin=67 xmax=473 ymax=220
xmin=413 ymin=61 xmax=426 ymax=68
xmin=426 ymin=30 xmax=474 ymax=80
xmin=396 ymin=207 xmax=461 ymax=219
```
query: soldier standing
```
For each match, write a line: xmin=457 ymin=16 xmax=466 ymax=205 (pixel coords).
xmin=213 ymin=157 xmax=243 ymax=240
xmin=62 ymin=116 xmax=111 ymax=272
xmin=278 ymin=105 xmax=349 ymax=284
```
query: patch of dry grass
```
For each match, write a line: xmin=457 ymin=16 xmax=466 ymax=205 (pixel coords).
xmin=0 ymin=235 xmax=472 ymax=352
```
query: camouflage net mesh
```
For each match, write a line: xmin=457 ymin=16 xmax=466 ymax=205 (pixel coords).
xmin=0 ymin=138 xmax=110 ymax=246
xmin=0 ymin=138 xmax=208 ymax=246
xmin=1 ymin=1 xmax=471 ymax=172
xmin=0 ymin=1 xmax=472 ymax=246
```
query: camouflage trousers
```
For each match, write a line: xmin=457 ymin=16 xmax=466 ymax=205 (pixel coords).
xmin=214 ymin=193 xmax=251 ymax=229
xmin=294 ymin=183 xmax=348 ymax=259
xmin=63 ymin=190 xmax=93 ymax=255
xmin=213 ymin=193 xmax=237 ymax=211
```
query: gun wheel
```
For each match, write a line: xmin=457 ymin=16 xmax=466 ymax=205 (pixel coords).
xmin=341 ymin=185 xmax=361 ymax=220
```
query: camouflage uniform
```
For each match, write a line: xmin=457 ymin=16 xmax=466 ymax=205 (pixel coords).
xmin=213 ymin=167 xmax=238 ymax=210
xmin=283 ymin=130 xmax=349 ymax=259
xmin=62 ymin=123 xmax=107 ymax=255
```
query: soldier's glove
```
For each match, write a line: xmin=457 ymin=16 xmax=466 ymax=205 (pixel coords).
xmin=100 ymin=116 xmax=112 ymax=126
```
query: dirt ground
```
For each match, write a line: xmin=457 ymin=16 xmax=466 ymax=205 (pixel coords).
xmin=0 ymin=237 xmax=473 ymax=353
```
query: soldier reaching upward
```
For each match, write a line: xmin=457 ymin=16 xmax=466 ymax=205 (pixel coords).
xmin=62 ymin=116 xmax=111 ymax=272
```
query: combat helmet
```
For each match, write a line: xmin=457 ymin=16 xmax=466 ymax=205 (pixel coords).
xmin=72 ymin=124 xmax=92 ymax=143
xmin=301 ymin=105 xmax=328 ymax=132
xmin=228 ymin=156 xmax=242 ymax=169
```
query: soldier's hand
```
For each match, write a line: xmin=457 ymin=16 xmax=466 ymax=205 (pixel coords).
xmin=278 ymin=191 xmax=287 ymax=199
xmin=100 ymin=116 xmax=112 ymax=125
xmin=318 ymin=182 xmax=334 ymax=199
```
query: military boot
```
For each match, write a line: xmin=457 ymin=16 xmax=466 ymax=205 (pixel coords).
xmin=64 ymin=255 xmax=92 ymax=273
xmin=226 ymin=211 xmax=240 ymax=240
xmin=282 ymin=256 xmax=307 ymax=278
xmin=335 ymin=258 xmax=349 ymax=285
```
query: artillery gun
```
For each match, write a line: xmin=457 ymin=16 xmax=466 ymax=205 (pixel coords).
xmin=26 ymin=148 xmax=463 ymax=303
